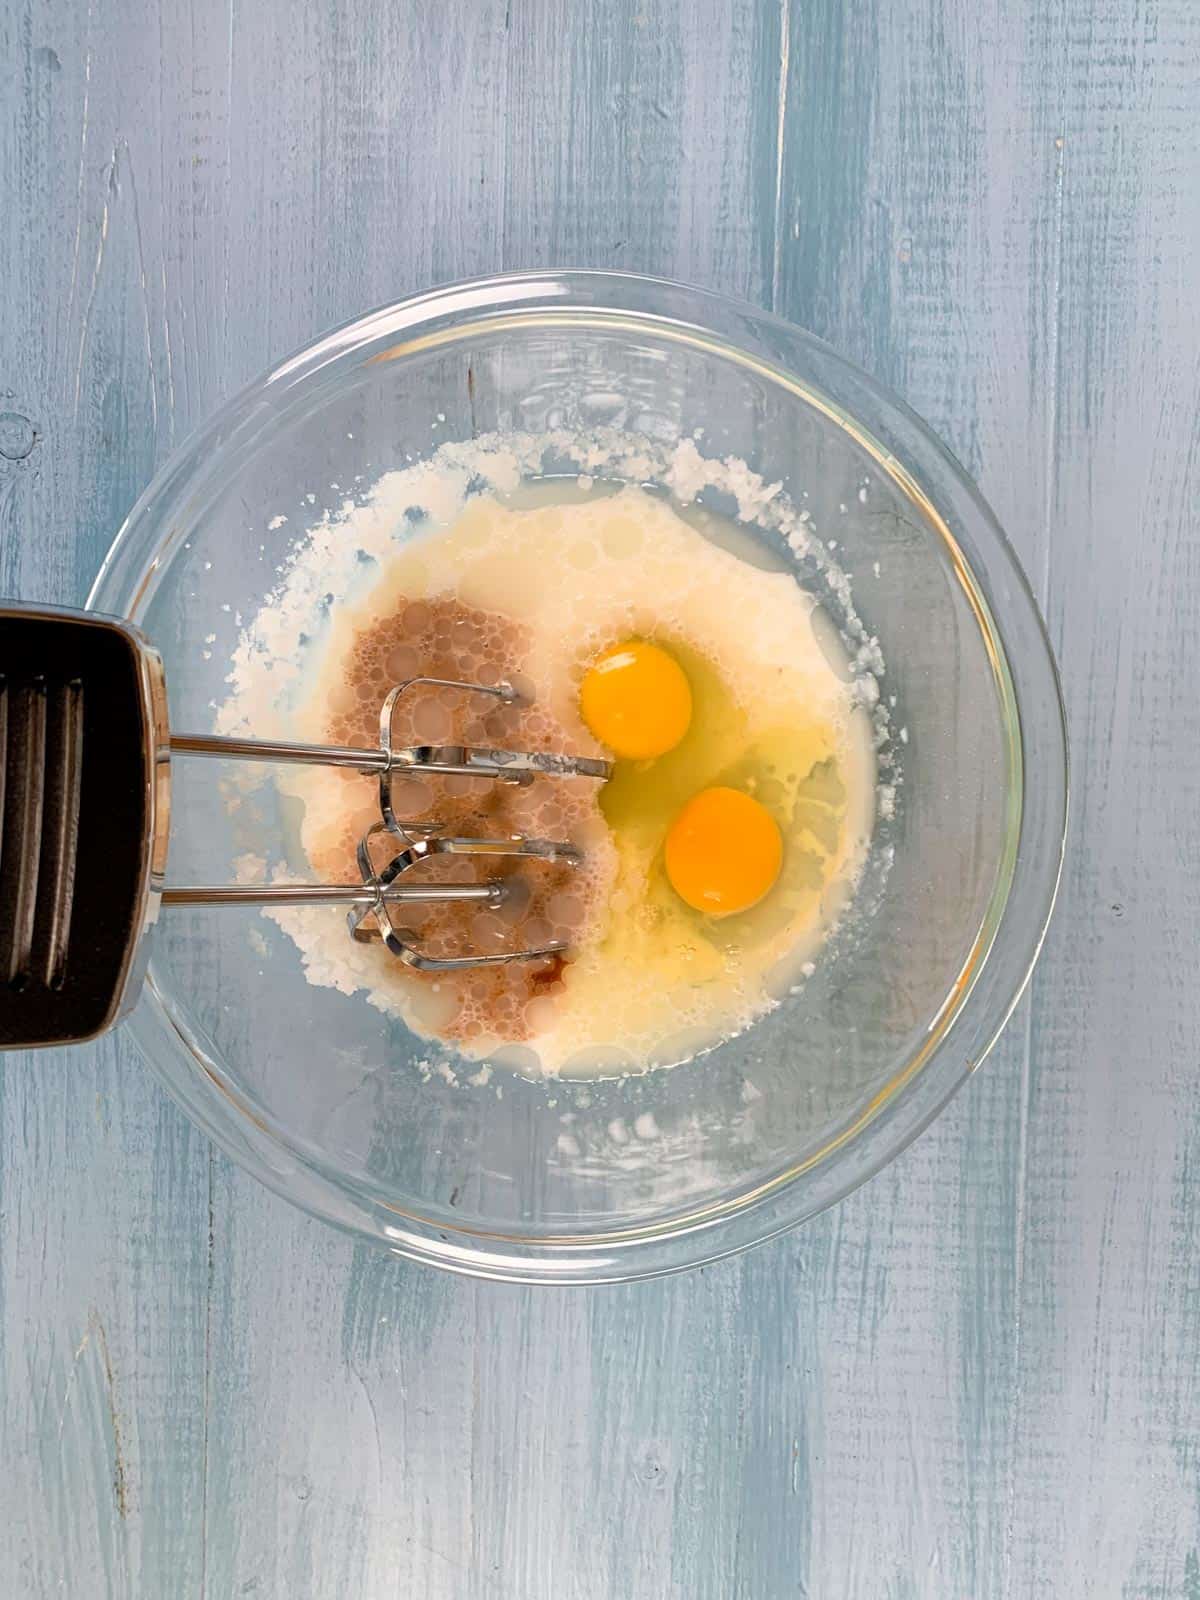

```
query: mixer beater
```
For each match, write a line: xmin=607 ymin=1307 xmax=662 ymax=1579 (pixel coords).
xmin=0 ymin=604 xmax=611 ymax=1048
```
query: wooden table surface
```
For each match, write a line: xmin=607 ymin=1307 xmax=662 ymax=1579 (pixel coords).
xmin=3 ymin=1 xmax=1198 ymax=1595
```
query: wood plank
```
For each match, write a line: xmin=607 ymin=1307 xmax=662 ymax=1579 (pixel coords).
xmin=1 ymin=0 xmax=219 ymax=1592
xmin=502 ymin=0 xmax=781 ymax=299
xmin=1006 ymin=3 xmax=1200 ymax=1590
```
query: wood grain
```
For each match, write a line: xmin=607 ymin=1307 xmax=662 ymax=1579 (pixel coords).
xmin=2 ymin=0 xmax=1198 ymax=1595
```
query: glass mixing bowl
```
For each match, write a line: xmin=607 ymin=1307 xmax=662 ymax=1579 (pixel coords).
xmin=89 ymin=272 xmax=1066 ymax=1283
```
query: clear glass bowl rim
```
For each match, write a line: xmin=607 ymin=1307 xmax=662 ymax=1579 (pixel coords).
xmin=88 ymin=270 xmax=1068 ymax=1284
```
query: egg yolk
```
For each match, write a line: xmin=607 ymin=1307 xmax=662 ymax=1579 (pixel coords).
xmin=664 ymin=786 xmax=783 ymax=917
xmin=579 ymin=639 xmax=692 ymax=760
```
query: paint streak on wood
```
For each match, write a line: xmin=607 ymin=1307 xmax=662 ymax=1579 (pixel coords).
xmin=62 ymin=1310 xmax=131 ymax=1522
xmin=1 ymin=0 xmax=1198 ymax=1595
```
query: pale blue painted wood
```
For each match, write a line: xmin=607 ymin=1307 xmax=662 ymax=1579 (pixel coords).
xmin=2 ymin=1 xmax=1199 ymax=1596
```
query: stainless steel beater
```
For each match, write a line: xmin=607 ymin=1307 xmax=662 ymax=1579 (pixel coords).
xmin=0 ymin=603 xmax=611 ymax=1049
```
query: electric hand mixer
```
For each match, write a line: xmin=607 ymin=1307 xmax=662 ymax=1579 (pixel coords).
xmin=0 ymin=603 xmax=611 ymax=1050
